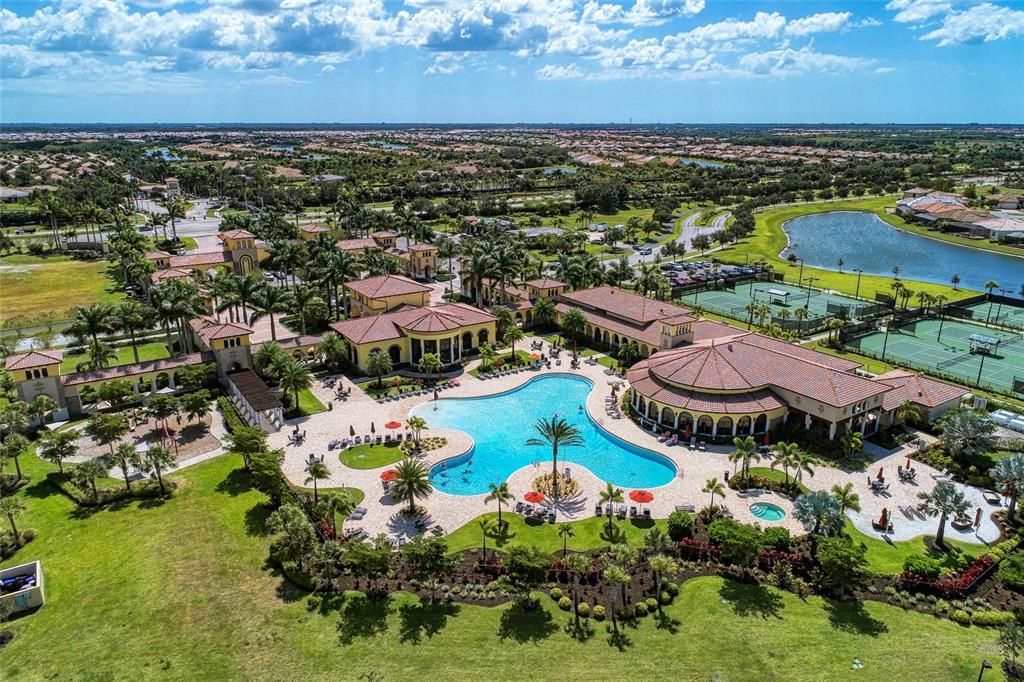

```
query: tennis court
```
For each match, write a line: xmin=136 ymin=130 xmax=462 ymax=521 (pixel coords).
xmin=686 ymin=280 xmax=886 ymax=333
xmin=953 ymin=299 xmax=1024 ymax=330
xmin=846 ymin=317 xmax=1024 ymax=395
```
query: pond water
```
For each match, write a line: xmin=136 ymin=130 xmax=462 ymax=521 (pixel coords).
xmin=781 ymin=211 xmax=1023 ymax=293
xmin=146 ymin=147 xmax=184 ymax=162
xmin=682 ymin=158 xmax=725 ymax=168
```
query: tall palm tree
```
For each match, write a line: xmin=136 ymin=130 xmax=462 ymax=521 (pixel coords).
xmin=559 ymin=306 xmax=587 ymax=344
xmin=503 ymin=326 xmax=525 ymax=356
xmin=435 ymin=236 xmax=459 ymax=296
xmin=603 ymin=564 xmax=630 ymax=630
xmin=485 ymin=482 xmax=515 ymax=528
xmin=984 ymin=279 xmax=1000 ymax=322
xmin=392 ymin=457 xmax=433 ymax=514
xmin=771 ymin=441 xmax=801 ymax=484
xmin=732 ymin=435 xmax=758 ymax=478
xmin=648 ymin=554 xmax=678 ymax=615
xmin=991 ymin=454 xmax=1024 ymax=523
xmin=366 ymin=349 xmax=393 ymax=388
xmin=0 ymin=496 xmax=26 ymax=548
xmin=558 ymin=523 xmax=575 ymax=556
xmin=526 ymin=416 xmax=584 ymax=499
xmin=478 ymin=517 xmax=496 ymax=563
xmin=917 ymin=482 xmax=970 ymax=549
xmin=304 ymin=460 xmax=330 ymax=505
xmin=316 ymin=332 xmax=348 ymax=371
xmin=830 ymin=482 xmax=862 ymax=515
xmin=532 ymin=297 xmax=556 ymax=328
xmin=70 ymin=302 xmax=115 ymax=347
xmin=702 ymin=477 xmax=725 ymax=509
xmin=290 ymin=285 xmax=325 ymax=336
xmin=791 ymin=450 xmax=815 ymax=484
xmin=277 ymin=356 xmax=312 ymax=414
xmin=161 ymin=197 xmax=187 ymax=243
xmin=599 ymin=482 xmax=624 ymax=532
xmin=112 ymin=300 xmax=155 ymax=363
xmin=141 ymin=444 xmax=175 ymax=496
xmin=322 ymin=491 xmax=355 ymax=538
xmin=250 ymin=285 xmax=291 ymax=341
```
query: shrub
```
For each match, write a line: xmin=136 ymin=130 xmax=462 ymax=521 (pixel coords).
xmin=904 ymin=554 xmax=943 ymax=579
xmin=634 ymin=602 xmax=648 ymax=616
xmin=578 ymin=602 xmax=590 ymax=618
xmin=1002 ymin=553 xmax=1024 ymax=592
xmin=592 ymin=605 xmax=606 ymax=621
xmin=664 ymin=581 xmax=679 ymax=596
xmin=20 ymin=529 xmax=36 ymax=543
xmin=972 ymin=611 xmax=1015 ymax=627
xmin=558 ymin=596 xmax=572 ymax=611
xmin=666 ymin=509 xmax=695 ymax=540
xmin=550 ymin=587 xmax=563 ymax=600
xmin=644 ymin=597 xmax=658 ymax=610
xmin=952 ymin=610 xmax=972 ymax=625
xmin=761 ymin=527 xmax=791 ymax=551
xmin=618 ymin=605 xmax=635 ymax=620
xmin=660 ymin=591 xmax=672 ymax=605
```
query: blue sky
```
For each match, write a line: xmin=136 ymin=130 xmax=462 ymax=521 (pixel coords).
xmin=1 ymin=0 xmax=1022 ymax=123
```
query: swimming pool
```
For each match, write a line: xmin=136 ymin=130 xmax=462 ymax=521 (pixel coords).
xmin=413 ymin=374 xmax=677 ymax=496
xmin=749 ymin=502 xmax=786 ymax=522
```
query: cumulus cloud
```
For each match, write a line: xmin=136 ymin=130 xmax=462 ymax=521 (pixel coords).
xmin=536 ymin=62 xmax=583 ymax=79
xmin=885 ymin=0 xmax=953 ymax=23
xmin=738 ymin=46 xmax=872 ymax=76
xmin=920 ymin=3 xmax=1024 ymax=45
xmin=424 ymin=52 xmax=467 ymax=74
xmin=784 ymin=12 xmax=851 ymax=36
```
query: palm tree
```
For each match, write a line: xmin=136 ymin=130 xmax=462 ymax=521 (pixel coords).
xmin=485 ymin=482 xmax=515 ymax=528
xmin=304 ymin=460 xmax=330 ymax=505
xmin=603 ymin=564 xmax=630 ymax=629
xmin=770 ymin=441 xmax=800 ymax=484
xmin=28 ymin=395 xmax=57 ymax=426
xmin=732 ymin=435 xmax=758 ymax=478
xmin=322 ymin=490 xmax=355 ymax=538
xmin=478 ymin=517 xmax=496 ymax=563
xmin=112 ymin=300 xmax=155 ymax=363
xmin=111 ymin=442 xmax=140 ymax=491
xmin=791 ymin=450 xmax=815 ymax=484
xmin=918 ymin=482 xmax=970 ymax=548
xmin=503 ymin=326 xmax=525 ymax=357
xmin=0 ymin=434 xmax=29 ymax=482
xmin=141 ymin=444 xmax=175 ymax=495
xmin=0 ymin=496 xmax=26 ymax=547
xmin=991 ymin=454 xmax=1024 ymax=523
xmin=366 ymin=349 xmax=393 ymax=388
xmin=599 ymin=482 xmax=624 ymax=532
xmin=793 ymin=491 xmax=843 ymax=554
xmin=38 ymin=429 xmax=76 ymax=476
xmin=316 ymin=332 xmax=348 ymax=371
xmin=160 ymin=197 xmax=187 ymax=242
xmin=392 ymin=457 xmax=433 ymax=514
xmin=526 ymin=416 xmax=584 ymax=499
xmin=249 ymin=285 xmax=291 ymax=341
xmin=558 ymin=523 xmax=575 ymax=556
xmin=277 ymin=356 xmax=312 ymax=414
xmin=839 ymin=432 xmax=863 ymax=460
xmin=895 ymin=400 xmax=923 ymax=427
xmin=560 ymin=306 xmax=587 ymax=344
xmin=72 ymin=457 xmax=108 ymax=502
xmin=406 ymin=415 xmax=427 ymax=444
xmin=290 ymin=285 xmax=325 ymax=336
xmin=532 ymin=297 xmax=556 ymax=328
xmin=435 ymin=236 xmax=459 ymax=295
xmin=648 ymin=554 xmax=678 ymax=615
xmin=984 ymin=280 xmax=1000 ymax=322
xmin=564 ymin=552 xmax=590 ymax=619
xmin=793 ymin=306 xmax=809 ymax=335
xmin=702 ymin=477 xmax=725 ymax=509
xmin=418 ymin=352 xmax=443 ymax=377
xmin=941 ymin=409 xmax=996 ymax=459
xmin=70 ymin=302 xmax=115 ymax=347
xmin=830 ymin=482 xmax=862 ymax=515
xmin=478 ymin=343 xmax=497 ymax=372
xmin=950 ymin=273 xmax=960 ymax=290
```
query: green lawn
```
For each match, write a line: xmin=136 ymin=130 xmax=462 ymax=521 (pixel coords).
xmin=340 ymin=442 xmax=405 ymax=469
xmin=0 ymin=254 xmax=122 ymax=322
xmin=469 ymin=350 xmax=534 ymax=377
xmin=296 ymin=387 xmax=327 ymax=416
xmin=0 ymin=454 xmax=1002 ymax=680
xmin=844 ymin=522 xmax=983 ymax=575
xmin=60 ymin=340 xmax=170 ymax=373
xmin=712 ymin=198 xmax=978 ymax=301
xmin=445 ymin=512 xmax=669 ymax=555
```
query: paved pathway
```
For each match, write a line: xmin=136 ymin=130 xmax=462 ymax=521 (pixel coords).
xmin=265 ymin=333 xmax=1000 ymax=546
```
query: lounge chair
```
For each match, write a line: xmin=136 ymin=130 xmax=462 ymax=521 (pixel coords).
xmin=666 ymin=435 xmax=678 ymax=446
xmin=617 ymin=504 xmax=627 ymax=519
xmin=595 ymin=503 xmax=603 ymax=516
xmin=354 ymin=436 xmax=362 ymax=445
xmin=629 ymin=506 xmax=638 ymax=518
xmin=643 ymin=508 xmax=652 ymax=519
xmin=384 ymin=434 xmax=392 ymax=443
xmin=515 ymin=502 xmax=525 ymax=514
xmin=675 ymin=504 xmax=696 ymax=512
xmin=930 ymin=469 xmax=951 ymax=480
xmin=698 ymin=441 xmax=706 ymax=451
xmin=983 ymin=490 xmax=1002 ymax=505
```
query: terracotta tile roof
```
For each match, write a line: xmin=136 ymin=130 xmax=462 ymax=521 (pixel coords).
xmin=146 ymin=250 xmax=171 ymax=259
xmin=219 ymin=229 xmax=256 ymax=239
xmin=169 ymin=252 xmax=230 ymax=268
xmin=189 ymin=316 xmax=253 ymax=341
xmin=559 ymin=286 xmax=695 ymax=325
xmin=329 ymin=303 xmax=495 ymax=345
xmin=151 ymin=267 xmax=192 ymax=282
xmin=408 ymin=243 xmax=435 ymax=252
xmin=875 ymin=370 xmax=968 ymax=411
xmin=345 ymin=275 xmax=431 ymax=299
xmin=525 ymin=278 xmax=565 ymax=289
xmin=370 ymin=230 xmax=398 ymax=239
xmin=336 ymin=238 xmax=378 ymax=252
xmin=300 ymin=224 xmax=330 ymax=233
xmin=5 ymin=349 xmax=63 ymax=370
xmin=628 ymin=331 xmax=885 ymax=408
xmin=253 ymin=335 xmax=322 ymax=352
xmin=62 ymin=354 xmax=202 ymax=386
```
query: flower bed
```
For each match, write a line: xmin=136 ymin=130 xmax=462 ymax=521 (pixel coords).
xmin=400 ymin=437 xmax=446 ymax=456
xmin=900 ymin=554 xmax=995 ymax=597
xmin=532 ymin=472 xmax=579 ymax=497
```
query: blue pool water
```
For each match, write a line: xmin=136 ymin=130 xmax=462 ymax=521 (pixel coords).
xmin=782 ymin=211 xmax=1024 ymax=293
xmin=749 ymin=502 xmax=786 ymax=522
xmin=413 ymin=374 xmax=676 ymax=496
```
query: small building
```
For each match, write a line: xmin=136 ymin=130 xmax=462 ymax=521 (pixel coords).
xmin=874 ymin=370 xmax=969 ymax=426
xmin=0 ymin=560 xmax=44 ymax=614
xmin=345 ymin=274 xmax=432 ymax=318
xmin=298 ymin=224 xmax=332 ymax=241
xmin=164 ymin=177 xmax=181 ymax=197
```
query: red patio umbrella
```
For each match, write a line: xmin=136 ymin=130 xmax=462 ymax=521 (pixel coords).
xmin=877 ymin=467 xmax=884 ymax=480
xmin=384 ymin=421 xmax=402 ymax=430
xmin=975 ymin=507 xmax=983 ymax=528
xmin=878 ymin=507 xmax=889 ymax=528
xmin=684 ymin=425 xmax=692 ymax=439
xmin=763 ymin=432 xmax=770 ymax=446
xmin=349 ymin=425 xmax=355 ymax=437
xmin=371 ymin=422 xmax=376 ymax=433
xmin=530 ymin=353 xmax=541 ymax=360
xmin=380 ymin=469 xmax=398 ymax=482
xmin=524 ymin=491 xmax=545 ymax=503
xmin=629 ymin=490 xmax=654 ymax=504
xmin=906 ymin=457 xmax=912 ymax=470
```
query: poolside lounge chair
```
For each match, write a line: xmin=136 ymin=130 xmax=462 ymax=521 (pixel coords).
xmin=689 ymin=437 xmax=697 ymax=449
xmin=384 ymin=434 xmax=392 ymax=443
xmin=930 ymin=469 xmax=952 ymax=480
xmin=595 ymin=503 xmax=603 ymax=516
xmin=515 ymin=502 xmax=525 ymax=514
xmin=698 ymin=441 xmax=706 ymax=451
xmin=617 ymin=504 xmax=628 ymax=519
xmin=629 ymin=506 xmax=638 ymax=518
xmin=675 ymin=504 xmax=696 ymax=512
xmin=643 ymin=508 xmax=651 ymax=519
xmin=354 ymin=436 xmax=362 ymax=445
xmin=666 ymin=435 xmax=678 ymax=446
xmin=605 ymin=503 xmax=614 ymax=516
xmin=983 ymin=490 xmax=1002 ymax=505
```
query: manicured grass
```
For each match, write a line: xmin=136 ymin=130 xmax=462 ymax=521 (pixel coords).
xmin=745 ymin=467 xmax=809 ymax=492
xmin=0 ymin=455 xmax=1001 ymax=680
xmin=844 ymin=522 xmax=983 ymax=575
xmin=296 ymin=386 xmax=327 ymax=416
xmin=805 ymin=341 xmax=896 ymax=375
xmin=60 ymin=340 xmax=170 ymax=373
xmin=883 ymin=213 xmax=1024 ymax=258
xmin=445 ymin=512 xmax=668 ymax=555
xmin=340 ymin=442 xmax=405 ymax=469
xmin=469 ymin=350 xmax=534 ymax=377
xmin=0 ymin=254 xmax=122 ymax=322
xmin=712 ymin=197 xmax=978 ymax=300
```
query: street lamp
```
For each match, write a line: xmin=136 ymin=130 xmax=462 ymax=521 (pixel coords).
xmin=797 ymin=258 xmax=805 ymax=287
xmin=995 ymin=289 xmax=1010 ymax=322
xmin=881 ymin=318 xmax=893 ymax=359
xmin=977 ymin=659 xmax=992 ymax=682
xmin=805 ymin=277 xmax=819 ymax=308
xmin=853 ymin=268 xmax=864 ymax=300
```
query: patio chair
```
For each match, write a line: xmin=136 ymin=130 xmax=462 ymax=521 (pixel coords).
xmin=689 ymin=437 xmax=697 ymax=449
xmin=629 ymin=506 xmax=638 ymax=518
xmin=595 ymin=503 xmax=603 ymax=516
xmin=605 ymin=503 xmax=614 ymax=516
xmin=983 ymin=490 xmax=1002 ymax=505
xmin=643 ymin=508 xmax=652 ymax=519
xmin=354 ymin=436 xmax=362 ymax=445
xmin=384 ymin=434 xmax=392 ymax=443
xmin=515 ymin=502 xmax=525 ymax=514
xmin=930 ymin=469 xmax=951 ymax=480
xmin=617 ymin=504 xmax=628 ymax=519
xmin=698 ymin=441 xmax=706 ymax=451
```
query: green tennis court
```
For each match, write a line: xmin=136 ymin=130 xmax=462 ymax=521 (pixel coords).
xmin=686 ymin=280 xmax=886 ymax=333
xmin=952 ymin=299 xmax=1024 ymax=330
xmin=847 ymin=317 xmax=1024 ymax=395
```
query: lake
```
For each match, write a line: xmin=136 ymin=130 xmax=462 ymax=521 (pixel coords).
xmin=781 ymin=211 xmax=1023 ymax=293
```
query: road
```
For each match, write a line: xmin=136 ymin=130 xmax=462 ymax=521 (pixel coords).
xmin=136 ymin=197 xmax=223 ymax=238
xmin=624 ymin=208 xmax=730 ymax=267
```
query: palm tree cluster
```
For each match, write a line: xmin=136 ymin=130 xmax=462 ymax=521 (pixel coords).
xmin=251 ymin=342 xmax=314 ymax=414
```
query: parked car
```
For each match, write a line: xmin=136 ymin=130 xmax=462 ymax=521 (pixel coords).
xmin=638 ymin=246 xmax=653 ymax=255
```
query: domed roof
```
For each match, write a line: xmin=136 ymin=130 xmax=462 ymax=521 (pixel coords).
xmin=645 ymin=337 xmax=764 ymax=391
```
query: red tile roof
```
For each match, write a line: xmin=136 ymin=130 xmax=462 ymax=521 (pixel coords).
xmin=169 ymin=252 xmax=230 ymax=268
xmin=875 ymin=370 xmax=968 ymax=411
xmin=5 ymin=349 xmax=63 ymax=370
xmin=62 ymin=354 xmax=202 ymax=386
xmin=525 ymin=278 xmax=566 ymax=289
xmin=219 ymin=229 xmax=256 ymax=239
xmin=345 ymin=275 xmax=430 ymax=299
xmin=189 ymin=317 xmax=253 ymax=341
xmin=146 ymin=250 xmax=171 ymax=259
xmin=150 ymin=267 xmax=192 ymax=282
xmin=300 ymin=224 xmax=331 ymax=234
xmin=408 ymin=243 xmax=435 ymax=252
xmin=559 ymin=286 xmax=695 ymax=325
xmin=336 ymin=238 xmax=378 ymax=252
xmin=329 ymin=303 xmax=495 ymax=345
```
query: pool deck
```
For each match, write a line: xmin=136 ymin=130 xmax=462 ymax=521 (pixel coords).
xmin=270 ymin=333 xmax=1001 ymax=546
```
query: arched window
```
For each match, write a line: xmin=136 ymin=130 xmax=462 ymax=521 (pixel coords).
xmin=717 ymin=416 xmax=733 ymax=436
xmin=478 ymin=329 xmax=489 ymax=345
xmin=660 ymin=406 xmax=674 ymax=425
xmin=461 ymin=331 xmax=473 ymax=350
xmin=678 ymin=412 xmax=694 ymax=433
xmin=737 ymin=416 xmax=752 ymax=435
xmin=638 ymin=398 xmax=647 ymax=416
xmin=647 ymin=401 xmax=659 ymax=419
xmin=754 ymin=413 xmax=768 ymax=433
xmin=696 ymin=415 xmax=714 ymax=435
xmin=388 ymin=345 xmax=402 ymax=364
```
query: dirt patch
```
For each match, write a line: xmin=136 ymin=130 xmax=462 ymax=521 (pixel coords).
xmin=75 ymin=416 xmax=220 ymax=462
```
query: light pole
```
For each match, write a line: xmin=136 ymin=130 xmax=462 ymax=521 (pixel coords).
xmin=853 ymin=268 xmax=863 ymax=300
xmin=881 ymin=319 xmax=892 ymax=359
xmin=805 ymin=277 xmax=819 ymax=309
xmin=995 ymin=289 xmax=1010 ymax=322
xmin=976 ymin=344 xmax=990 ymax=387
xmin=977 ymin=659 xmax=992 ymax=682
xmin=937 ymin=301 xmax=947 ymax=343
xmin=797 ymin=258 xmax=805 ymax=288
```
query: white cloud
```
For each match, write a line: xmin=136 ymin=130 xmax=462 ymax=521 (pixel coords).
xmin=738 ymin=46 xmax=873 ymax=76
xmin=625 ymin=0 xmax=705 ymax=26
xmin=784 ymin=12 xmax=851 ymax=37
xmin=874 ymin=66 xmax=895 ymax=74
xmin=536 ymin=62 xmax=583 ymax=79
xmin=424 ymin=52 xmax=466 ymax=74
xmin=920 ymin=2 xmax=1024 ymax=45
xmin=885 ymin=0 xmax=953 ymax=23
xmin=320 ymin=64 xmax=335 ymax=73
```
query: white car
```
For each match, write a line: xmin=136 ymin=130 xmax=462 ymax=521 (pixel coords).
xmin=637 ymin=246 xmax=653 ymax=255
